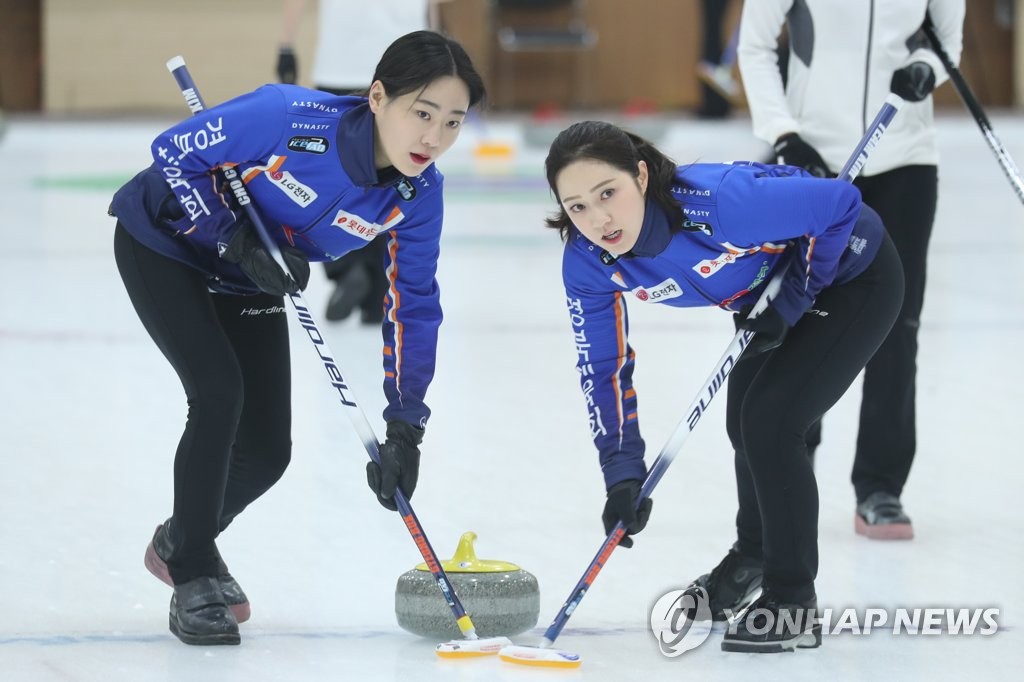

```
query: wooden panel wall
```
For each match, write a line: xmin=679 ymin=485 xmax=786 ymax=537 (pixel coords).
xmin=0 ymin=0 xmax=42 ymax=110
xmin=20 ymin=0 xmax=1023 ymax=114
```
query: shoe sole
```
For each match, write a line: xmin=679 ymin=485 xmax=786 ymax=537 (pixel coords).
xmin=169 ymin=614 xmax=241 ymax=646
xmin=855 ymin=515 xmax=914 ymax=540
xmin=721 ymin=625 xmax=822 ymax=653
xmin=146 ymin=528 xmax=252 ymax=623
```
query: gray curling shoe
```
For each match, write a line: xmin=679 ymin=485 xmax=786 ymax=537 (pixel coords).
xmin=855 ymin=491 xmax=914 ymax=540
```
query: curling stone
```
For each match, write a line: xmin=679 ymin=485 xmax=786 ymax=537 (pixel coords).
xmin=395 ymin=532 xmax=539 ymax=639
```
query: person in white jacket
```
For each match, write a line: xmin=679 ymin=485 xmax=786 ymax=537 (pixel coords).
xmin=734 ymin=0 xmax=964 ymax=544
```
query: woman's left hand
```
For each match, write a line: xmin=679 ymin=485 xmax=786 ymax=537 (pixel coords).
xmin=735 ymin=304 xmax=790 ymax=356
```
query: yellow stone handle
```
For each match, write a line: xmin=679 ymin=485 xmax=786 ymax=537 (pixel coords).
xmin=415 ymin=531 xmax=521 ymax=573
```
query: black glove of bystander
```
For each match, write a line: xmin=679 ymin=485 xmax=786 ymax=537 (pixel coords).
xmin=276 ymin=46 xmax=298 ymax=84
xmin=773 ymin=133 xmax=831 ymax=178
xmin=220 ymin=216 xmax=310 ymax=296
xmin=602 ymin=479 xmax=653 ymax=549
xmin=366 ymin=420 xmax=424 ymax=511
xmin=734 ymin=303 xmax=790 ymax=357
xmin=890 ymin=61 xmax=936 ymax=102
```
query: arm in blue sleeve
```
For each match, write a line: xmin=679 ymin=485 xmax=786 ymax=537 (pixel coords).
xmin=380 ymin=194 xmax=444 ymax=428
xmin=564 ymin=252 xmax=646 ymax=489
xmin=718 ymin=168 xmax=863 ymax=324
xmin=149 ymin=85 xmax=287 ymax=250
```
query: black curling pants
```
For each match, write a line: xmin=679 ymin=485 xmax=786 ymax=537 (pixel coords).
xmin=726 ymin=229 xmax=904 ymax=602
xmin=805 ymin=165 xmax=938 ymax=502
xmin=853 ymin=165 xmax=938 ymax=501
xmin=114 ymin=224 xmax=292 ymax=583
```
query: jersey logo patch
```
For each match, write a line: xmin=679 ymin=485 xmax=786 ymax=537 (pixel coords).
xmin=267 ymin=169 xmax=318 ymax=207
xmin=394 ymin=177 xmax=417 ymax=201
xmin=682 ymin=219 xmax=713 ymax=236
xmin=632 ymin=278 xmax=683 ymax=303
xmin=240 ymin=155 xmax=318 ymax=207
xmin=332 ymin=209 xmax=382 ymax=240
xmin=692 ymin=242 xmax=766 ymax=278
xmin=287 ymin=136 xmax=329 ymax=154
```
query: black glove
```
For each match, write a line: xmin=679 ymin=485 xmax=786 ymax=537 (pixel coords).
xmin=366 ymin=421 xmax=423 ymax=511
xmin=890 ymin=61 xmax=936 ymax=102
xmin=276 ymin=46 xmax=297 ymax=84
xmin=602 ymin=479 xmax=652 ymax=549
xmin=734 ymin=303 xmax=790 ymax=357
xmin=220 ymin=217 xmax=310 ymax=296
xmin=773 ymin=133 xmax=831 ymax=178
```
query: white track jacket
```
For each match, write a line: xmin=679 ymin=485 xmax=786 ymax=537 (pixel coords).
xmin=738 ymin=0 xmax=964 ymax=176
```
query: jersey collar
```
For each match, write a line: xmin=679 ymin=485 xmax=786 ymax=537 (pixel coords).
xmin=338 ymin=101 xmax=403 ymax=188
xmin=628 ymin=198 xmax=674 ymax=258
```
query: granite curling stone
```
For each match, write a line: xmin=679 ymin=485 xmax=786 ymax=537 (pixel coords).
xmin=395 ymin=532 xmax=539 ymax=639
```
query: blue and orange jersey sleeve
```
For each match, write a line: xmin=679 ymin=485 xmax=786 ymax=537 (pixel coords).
xmin=716 ymin=164 xmax=863 ymax=325
xmin=379 ymin=189 xmax=444 ymax=428
xmin=148 ymin=85 xmax=287 ymax=253
xmin=563 ymin=241 xmax=646 ymax=489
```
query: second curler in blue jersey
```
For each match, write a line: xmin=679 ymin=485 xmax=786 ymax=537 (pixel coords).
xmin=561 ymin=162 xmax=886 ymax=488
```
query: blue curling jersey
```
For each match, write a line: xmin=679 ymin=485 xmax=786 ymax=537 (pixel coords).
xmin=110 ymin=85 xmax=445 ymax=428
xmin=562 ymin=162 xmax=884 ymax=488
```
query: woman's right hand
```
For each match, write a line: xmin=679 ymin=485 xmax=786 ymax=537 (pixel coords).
xmin=602 ymin=479 xmax=652 ymax=549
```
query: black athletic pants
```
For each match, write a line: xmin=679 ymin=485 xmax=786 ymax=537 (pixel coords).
xmin=114 ymin=224 xmax=292 ymax=583
xmin=727 ymin=226 xmax=904 ymax=602
xmin=807 ymin=165 xmax=938 ymax=502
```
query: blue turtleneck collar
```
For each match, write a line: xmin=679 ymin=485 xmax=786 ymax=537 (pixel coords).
xmin=337 ymin=101 xmax=403 ymax=188
xmin=627 ymin=198 xmax=675 ymax=258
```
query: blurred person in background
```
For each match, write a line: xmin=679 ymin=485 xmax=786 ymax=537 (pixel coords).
xmin=738 ymin=0 xmax=964 ymax=541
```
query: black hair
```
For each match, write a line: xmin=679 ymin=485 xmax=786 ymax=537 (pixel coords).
xmin=544 ymin=120 xmax=681 ymax=242
xmin=372 ymin=30 xmax=486 ymax=109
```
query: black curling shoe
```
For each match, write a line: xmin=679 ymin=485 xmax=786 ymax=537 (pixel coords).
xmin=721 ymin=589 xmax=820 ymax=653
xmin=145 ymin=521 xmax=251 ymax=623
xmin=169 ymin=576 xmax=241 ymax=646
xmin=685 ymin=546 xmax=763 ymax=621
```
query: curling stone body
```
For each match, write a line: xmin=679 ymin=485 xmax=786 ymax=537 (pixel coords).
xmin=395 ymin=532 xmax=539 ymax=639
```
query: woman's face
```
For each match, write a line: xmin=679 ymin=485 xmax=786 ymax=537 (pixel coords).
xmin=369 ymin=76 xmax=470 ymax=177
xmin=555 ymin=159 xmax=649 ymax=255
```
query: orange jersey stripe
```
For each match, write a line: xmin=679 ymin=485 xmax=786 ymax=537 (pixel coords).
xmin=385 ymin=232 xmax=403 ymax=392
xmin=612 ymin=292 xmax=628 ymax=435
xmin=241 ymin=156 xmax=286 ymax=183
xmin=804 ymin=237 xmax=817 ymax=289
